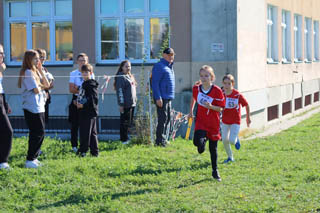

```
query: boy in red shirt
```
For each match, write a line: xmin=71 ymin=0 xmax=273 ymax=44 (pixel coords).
xmin=189 ymin=65 xmax=225 ymax=181
xmin=221 ymin=74 xmax=251 ymax=163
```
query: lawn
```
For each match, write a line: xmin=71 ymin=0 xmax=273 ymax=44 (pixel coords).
xmin=0 ymin=114 xmax=320 ymax=212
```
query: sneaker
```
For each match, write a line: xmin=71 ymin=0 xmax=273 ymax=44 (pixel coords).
xmin=212 ymin=170 xmax=222 ymax=182
xmin=122 ymin=140 xmax=130 ymax=145
xmin=235 ymin=138 xmax=241 ymax=150
xmin=197 ymin=138 xmax=206 ymax=154
xmin=223 ymin=157 xmax=234 ymax=164
xmin=0 ymin=162 xmax=10 ymax=170
xmin=34 ymin=159 xmax=43 ymax=166
xmin=77 ymin=152 xmax=86 ymax=157
xmin=25 ymin=160 xmax=39 ymax=168
xmin=72 ymin=147 xmax=78 ymax=152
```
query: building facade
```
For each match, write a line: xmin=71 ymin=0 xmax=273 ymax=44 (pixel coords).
xmin=0 ymin=0 xmax=319 ymax=136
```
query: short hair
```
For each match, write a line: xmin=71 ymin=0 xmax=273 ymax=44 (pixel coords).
xmin=80 ymin=63 xmax=93 ymax=72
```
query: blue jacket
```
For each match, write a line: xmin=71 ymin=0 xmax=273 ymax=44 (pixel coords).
xmin=151 ymin=58 xmax=175 ymax=100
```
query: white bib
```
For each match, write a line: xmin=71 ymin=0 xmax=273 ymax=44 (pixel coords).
xmin=225 ymin=97 xmax=238 ymax=109
xmin=197 ymin=92 xmax=213 ymax=107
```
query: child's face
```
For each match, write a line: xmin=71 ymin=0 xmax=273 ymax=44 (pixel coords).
xmin=122 ymin=62 xmax=131 ymax=74
xmin=223 ymin=78 xmax=234 ymax=90
xmin=32 ymin=54 xmax=40 ymax=66
xmin=81 ymin=70 xmax=91 ymax=81
xmin=200 ymin=70 xmax=212 ymax=84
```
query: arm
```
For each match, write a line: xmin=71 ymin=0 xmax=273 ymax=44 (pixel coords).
xmin=69 ymin=83 xmax=79 ymax=94
xmin=245 ymin=105 xmax=251 ymax=127
xmin=151 ymin=64 xmax=163 ymax=106
xmin=115 ymin=77 xmax=125 ymax=113
xmin=204 ymin=103 xmax=224 ymax=112
xmin=188 ymin=97 xmax=196 ymax=118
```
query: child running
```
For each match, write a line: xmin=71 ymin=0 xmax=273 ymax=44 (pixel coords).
xmin=221 ymin=74 xmax=251 ymax=163
xmin=189 ymin=65 xmax=225 ymax=181
xmin=76 ymin=64 xmax=99 ymax=157
xmin=18 ymin=50 xmax=50 ymax=168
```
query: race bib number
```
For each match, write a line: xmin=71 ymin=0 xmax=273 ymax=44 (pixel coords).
xmin=197 ymin=93 xmax=213 ymax=107
xmin=225 ymin=97 xmax=238 ymax=109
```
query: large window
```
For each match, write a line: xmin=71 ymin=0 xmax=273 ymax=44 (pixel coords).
xmin=96 ymin=0 xmax=170 ymax=63
xmin=304 ymin=17 xmax=312 ymax=62
xmin=4 ymin=0 xmax=73 ymax=65
xmin=294 ymin=14 xmax=303 ymax=62
xmin=267 ymin=5 xmax=278 ymax=63
xmin=281 ymin=10 xmax=291 ymax=63
xmin=314 ymin=21 xmax=319 ymax=61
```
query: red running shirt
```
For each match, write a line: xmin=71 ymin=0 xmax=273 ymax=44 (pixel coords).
xmin=193 ymin=84 xmax=225 ymax=141
xmin=222 ymin=89 xmax=248 ymax=125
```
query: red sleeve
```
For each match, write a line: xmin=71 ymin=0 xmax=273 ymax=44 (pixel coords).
xmin=192 ymin=85 xmax=198 ymax=101
xmin=212 ymin=87 xmax=225 ymax=108
xmin=239 ymin=93 xmax=248 ymax=107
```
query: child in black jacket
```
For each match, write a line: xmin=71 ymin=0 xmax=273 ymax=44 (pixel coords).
xmin=76 ymin=64 xmax=99 ymax=157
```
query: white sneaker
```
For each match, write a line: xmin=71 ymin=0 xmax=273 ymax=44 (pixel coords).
xmin=72 ymin=147 xmax=78 ymax=152
xmin=122 ymin=140 xmax=130 ymax=145
xmin=0 ymin=162 xmax=10 ymax=170
xmin=34 ymin=159 xmax=43 ymax=166
xmin=25 ymin=160 xmax=39 ymax=168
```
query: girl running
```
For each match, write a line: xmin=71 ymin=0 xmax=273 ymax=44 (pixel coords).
xmin=189 ymin=65 xmax=225 ymax=181
xmin=114 ymin=60 xmax=137 ymax=144
xmin=0 ymin=44 xmax=13 ymax=170
xmin=221 ymin=74 xmax=251 ymax=163
xmin=18 ymin=50 xmax=50 ymax=168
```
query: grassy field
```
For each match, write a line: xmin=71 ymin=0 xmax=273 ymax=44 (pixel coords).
xmin=0 ymin=114 xmax=320 ymax=212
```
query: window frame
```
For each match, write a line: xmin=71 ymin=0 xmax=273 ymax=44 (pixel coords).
xmin=3 ymin=0 xmax=73 ymax=66
xmin=95 ymin=0 xmax=170 ymax=64
xmin=267 ymin=5 xmax=278 ymax=63
xmin=281 ymin=10 xmax=291 ymax=63
xmin=294 ymin=14 xmax=303 ymax=63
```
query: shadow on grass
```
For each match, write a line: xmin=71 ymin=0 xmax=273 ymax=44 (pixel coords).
xmin=176 ymin=178 xmax=212 ymax=189
xmin=36 ymin=194 xmax=94 ymax=210
xmin=111 ymin=188 xmax=160 ymax=200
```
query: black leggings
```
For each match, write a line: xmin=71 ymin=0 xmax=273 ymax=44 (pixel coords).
xmin=193 ymin=130 xmax=218 ymax=171
xmin=0 ymin=94 xmax=13 ymax=163
xmin=120 ymin=107 xmax=135 ymax=142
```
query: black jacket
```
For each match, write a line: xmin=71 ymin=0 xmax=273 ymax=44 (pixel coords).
xmin=78 ymin=79 xmax=99 ymax=118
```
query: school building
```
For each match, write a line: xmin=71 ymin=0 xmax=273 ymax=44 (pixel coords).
xmin=1 ymin=0 xmax=320 ymax=137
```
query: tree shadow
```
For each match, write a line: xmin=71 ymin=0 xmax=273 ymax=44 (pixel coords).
xmin=111 ymin=188 xmax=159 ymax=200
xmin=36 ymin=194 xmax=91 ymax=210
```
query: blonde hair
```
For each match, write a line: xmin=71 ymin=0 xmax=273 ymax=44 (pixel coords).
xmin=222 ymin=74 xmax=235 ymax=86
xmin=18 ymin=50 xmax=41 ymax=88
xmin=199 ymin=65 xmax=215 ymax=82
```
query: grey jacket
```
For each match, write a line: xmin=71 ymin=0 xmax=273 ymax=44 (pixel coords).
xmin=115 ymin=72 xmax=137 ymax=108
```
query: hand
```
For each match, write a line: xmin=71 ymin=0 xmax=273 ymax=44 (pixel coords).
xmin=203 ymin=101 xmax=212 ymax=110
xmin=7 ymin=106 xmax=12 ymax=114
xmin=73 ymin=100 xmax=77 ymax=106
xmin=246 ymin=116 xmax=251 ymax=127
xmin=156 ymin=99 xmax=163 ymax=108
xmin=188 ymin=112 xmax=193 ymax=119
xmin=77 ymin=103 xmax=83 ymax=109
xmin=119 ymin=106 xmax=124 ymax=113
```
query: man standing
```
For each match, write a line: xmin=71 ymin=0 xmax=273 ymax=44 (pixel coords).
xmin=152 ymin=48 xmax=175 ymax=146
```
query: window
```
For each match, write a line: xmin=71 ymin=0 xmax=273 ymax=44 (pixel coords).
xmin=267 ymin=5 xmax=278 ymax=63
xmin=4 ymin=0 xmax=73 ymax=65
xmin=314 ymin=21 xmax=319 ymax=61
xmin=304 ymin=17 xmax=312 ymax=62
xmin=96 ymin=0 xmax=170 ymax=63
xmin=281 ymin=10 xmax=291 ymax=63
xmin=294 ymin=14 xmax=303 ymax=62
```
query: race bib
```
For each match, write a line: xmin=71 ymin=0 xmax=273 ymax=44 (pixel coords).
xmin=225 ymin=97 xmax=238 ymax=109
xmin=197 ymin=93 xmax=213 ymax=107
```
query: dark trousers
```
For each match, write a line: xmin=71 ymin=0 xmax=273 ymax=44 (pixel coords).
xmin=24 ymin=109 xmax=45 ymax=161
xmin=193 ymin=130 xmax=218 ymax=171
xmin=44 ymin=91 xmax=51 ymax=124
xmin=120 ymin=107 xmax=135 ymax=142
xmin=79 ymin=115 xmax=99 ymax=156
xmin=156 ymin=99 xmax=171 ymax=145
xmin=0 ymin=94 xmax=13 ymax=163
xmin=69 ymin=101 xmax=79 ymax=148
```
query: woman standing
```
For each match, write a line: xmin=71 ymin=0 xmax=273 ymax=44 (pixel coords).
xmin=114 ymin=60 xmax=137 ymax=144
xmin=0 ymin=44 xmax=13 ymax=170
xmin=18 ymin=50 xmax=49 ymax=168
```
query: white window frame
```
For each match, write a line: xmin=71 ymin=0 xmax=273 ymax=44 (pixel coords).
xmin=281 ymin=10 xmax=291 ymax=63
xmin=3 ymin=0 xmax=73 ymax=66
xmin=267 ymin=5 xmax=278 ymax=63
xmin=304 ymin=17 xmax=312 ymax=62
xmin=95 ymin=0 xmax=170 ymax=64
xmin=294 ymin=14 xmax=303 ymax=62
xmin=314 ymin=20 xmax=319 ymax=61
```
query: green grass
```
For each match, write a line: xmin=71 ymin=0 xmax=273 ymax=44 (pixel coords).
xmin=1 ymin=114 xmax=320 ymax=212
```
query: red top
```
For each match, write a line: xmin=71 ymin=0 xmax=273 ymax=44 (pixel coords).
xmin=222 ymin=89 xmax=248 ymax=125
xmin=193 ymin=84 xmax=225 ymax=140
